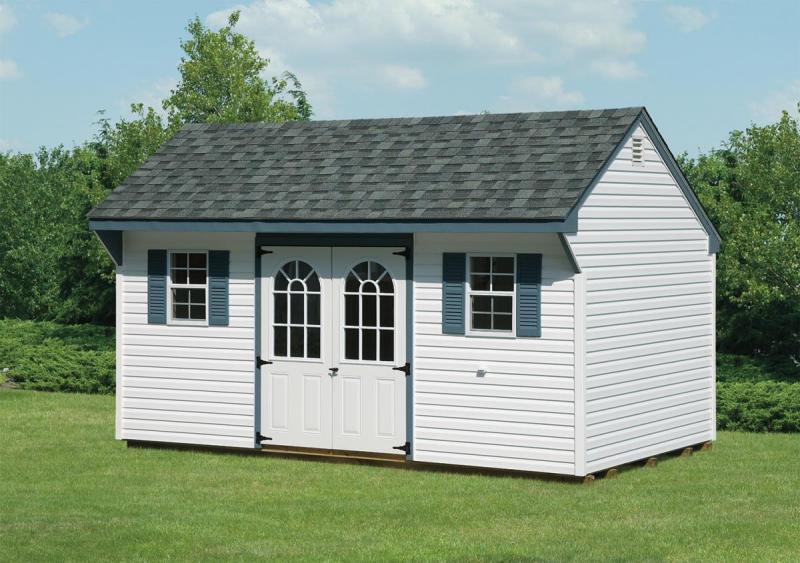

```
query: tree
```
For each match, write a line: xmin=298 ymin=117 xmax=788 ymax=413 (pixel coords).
xmin=0 ymin=10 xmax=311 ymax=325
xmin=163 ymin=11 xmax=311 ymax=125
xmin=680 ymin=104 xmax=800 ymax=361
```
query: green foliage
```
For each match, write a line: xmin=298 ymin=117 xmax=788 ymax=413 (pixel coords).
xmin=716 ymin=353 xmax=800 ymax=432
xmin=717 ymin=381 xmax=800 ymax=432
xmin=0 ymin=148 xmax=113 ymax=323
xmin=163 ymin=11 xmax=311 ymax=125
xmin=717 ymin=353 xmax=798 ymax=383
xmin=680 ymin=104 xmax=800 ymax=360
xmin=0 ymin=320 xmax=115 ymax=393
xmin=0 ymin=12 xmax=310 ymax=325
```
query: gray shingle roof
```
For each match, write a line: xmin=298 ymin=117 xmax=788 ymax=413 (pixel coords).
xmin=88 ymin=107 xmax=644 ymax=222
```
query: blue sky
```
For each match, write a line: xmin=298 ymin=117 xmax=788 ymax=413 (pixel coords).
xmin=0 ymin=1 xmax=798 ymax=156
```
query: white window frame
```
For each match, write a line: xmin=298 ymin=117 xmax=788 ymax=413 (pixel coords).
xmin=167 ymin=250 xmax=209 ymax=326
xmin=270 ymin=259 xmax=323 ymax=361
xmin=340 ymin=259 xmax=397 ymax=366
xmin=465 ymin=253 xmax=516 ymax=338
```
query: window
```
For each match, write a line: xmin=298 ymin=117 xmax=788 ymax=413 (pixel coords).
xmin=273 ymin=260 xmax=321 ymax=359
xmin=343 ymin=261 xmax=394 ymax=362
xmin=468 ymin=256 xmax=514 ymax=332
xmin=169 ymin=252 xmax=207 ymax=322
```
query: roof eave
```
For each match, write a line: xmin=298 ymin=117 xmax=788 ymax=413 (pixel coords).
xmin=88 ymin=217 xmax=577 ymax=234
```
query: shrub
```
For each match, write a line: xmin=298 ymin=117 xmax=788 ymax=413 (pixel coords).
xmin=0 ymin=319 xmax=115 ymax=394
xmin=717 ymin=380 xmax=800 ymax=432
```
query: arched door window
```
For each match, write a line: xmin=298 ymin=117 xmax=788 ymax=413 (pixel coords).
xmin=343 ymin=261 xmax=394 ymax=362
xmin=273 ymin=260 xmax=321 ymax=359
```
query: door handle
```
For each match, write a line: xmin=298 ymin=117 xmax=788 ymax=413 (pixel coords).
xmin=329 ymin=367 xmax=339 ymax=376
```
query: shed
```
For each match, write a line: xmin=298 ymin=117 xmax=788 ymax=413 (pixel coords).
xmin=89 ymin=107 xmax=720 ymax=477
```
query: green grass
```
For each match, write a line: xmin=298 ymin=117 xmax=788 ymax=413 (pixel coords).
xmin=1 ymin=390 xmax=799 ymax=561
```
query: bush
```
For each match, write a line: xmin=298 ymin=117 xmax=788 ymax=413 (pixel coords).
xmin=717 ymin=353 xmax=798 ymax=383
xmin=0 ymin=319 xmax=115 ymax=394
xmin=717 ymin=380 xmax=800 ymax=432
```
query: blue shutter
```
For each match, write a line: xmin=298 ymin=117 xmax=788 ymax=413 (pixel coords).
xmin=208 ymin=250 xmax=230 ymax=326
xmin=442 ymin=253 xmax=466 ymax=335
xmin=147 ymin=249 xmax=167 ymax=325
xmin=516 ymin=253 xmax=542 ymax=337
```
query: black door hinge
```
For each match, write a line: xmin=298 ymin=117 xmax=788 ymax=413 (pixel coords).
xmin=257 ymin=247 xmax=273 ymax=256
xmin=393 ymin=249 xmax=409 ymax=257
xmin=257 ymin=356 xmax=273 ymax=368
xmin=393 ymin=442 xmax=411 ymax=454
xmin=256 ymin=432 xmax=272 ymax=442
xmin=392 ymin=362 xmax=410 ymax=375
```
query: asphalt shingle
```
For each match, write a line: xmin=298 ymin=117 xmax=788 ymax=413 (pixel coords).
xmin=88 ymin=107 xmax=643 ymax=222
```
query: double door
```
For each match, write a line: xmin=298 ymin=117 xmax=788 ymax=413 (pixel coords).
xmin=259 ymin=247 xmax=406 ymax=455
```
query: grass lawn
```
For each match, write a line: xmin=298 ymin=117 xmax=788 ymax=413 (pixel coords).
xmin=1 ymin=390 xmax=799 ymax=561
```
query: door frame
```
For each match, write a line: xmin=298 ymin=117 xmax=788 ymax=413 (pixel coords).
xmin=253 ymin=233 xmax=414 ymax=459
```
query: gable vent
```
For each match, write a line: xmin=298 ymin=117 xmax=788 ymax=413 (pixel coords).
xmin=631 ymin=136 xmax=644 ymax=165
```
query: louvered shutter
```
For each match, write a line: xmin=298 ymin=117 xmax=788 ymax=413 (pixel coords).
xmin=442 ymin=253 xmax=466 ymax=335
xmin=208 ymin=250 xmax=230 ymax=326
xmin=147 ymin=249 xmax=167 ymax=325
xmin=516 ymin=253 xmax=542 ymax=337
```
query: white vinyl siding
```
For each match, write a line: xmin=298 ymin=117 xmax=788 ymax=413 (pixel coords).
xmin=412 ymin=233 xmax=577 ymax=474
xmin=118 ymin=232 xmax=255 ymax=448
xmin=567 ymin=124 xmax=715 ymax=474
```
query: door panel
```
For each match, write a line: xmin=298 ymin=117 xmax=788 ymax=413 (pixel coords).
xmin=259 ymin=245 xmax=407 ymax=454
xmin=260 ymin=247 xmax=332 ymax=449
xmin=331 ymin=248 xmax=407 ymax=454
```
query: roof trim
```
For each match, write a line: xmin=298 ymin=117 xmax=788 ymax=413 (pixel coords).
xmin=638 ymin=110 xmax=721 ymax=254
xmin=89 ymin=218 xmax=576 ymax=234
xmin=558 ymin=233 xmax=581 ymax=273
xmin=563 ymin=110 xmax=644 ymax=229
xmin=563 ymin=108 xmax=721 ymax=254
xmin=93 ymin=230 xmax=123 ymax=266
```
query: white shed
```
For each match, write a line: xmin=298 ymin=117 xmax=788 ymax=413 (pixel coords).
xmin=89 ymin=107 xmax=720 ymax=477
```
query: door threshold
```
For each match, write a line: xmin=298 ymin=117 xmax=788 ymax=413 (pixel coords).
xmin=259 ymin=444 xmax=406 ymax=463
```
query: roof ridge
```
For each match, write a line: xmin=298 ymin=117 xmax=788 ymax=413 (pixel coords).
xmin=179 ymin=106 xmax=646 ymax=131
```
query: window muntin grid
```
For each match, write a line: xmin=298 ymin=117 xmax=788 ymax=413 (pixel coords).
xmin=273 ymin=260 xmax=321 ymax=359
xmin=468 ymin=255 xmax=514 ymax=333
xmin=169 ymin=251 xmax=207 ymax=322
xmin=343 ymin=261 xmax=394 ymax=362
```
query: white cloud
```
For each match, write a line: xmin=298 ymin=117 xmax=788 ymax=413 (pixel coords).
xmin=752 ymin=80 xmax=800 ymax=123
xmin=0 ymin=57 xmax=18 ymax=79
xmin=590 ymin=59 xmax=643 ymax=80
xmin=0 ymin=4 xmax=18 ymax=79
xmin=118 ymin=77 xmax=177 ymax=116
xmin=0 ymin=137 xmax=20 ymax=151
xmin=207 ymin=0 xmax=647 ymax=115
xmin=496 ymin=75 xmax=585 ymax=112
xmin=0 ymin=3 xmax=16 ymax=34
xmin=44 ymin=12 xmax=89 ymax=38
xmin=515 ymin=76 xmax=585 ymax=105
xmin=664 ymin=5 xmax=715 ymax=33
xmin=380 ymin=64 xmax=426 ymax=90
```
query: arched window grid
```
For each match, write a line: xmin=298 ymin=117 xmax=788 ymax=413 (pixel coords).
xmin=343 ymin=261 xmax=395 ymax=362
xmin=273 ymin=260 xmax=321 ymax=359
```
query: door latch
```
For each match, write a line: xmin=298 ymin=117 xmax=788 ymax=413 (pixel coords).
xmin=392 ymin=362 xmax=410 ymax=375
xmin=329 ymin=367 xmax=339 ymax=376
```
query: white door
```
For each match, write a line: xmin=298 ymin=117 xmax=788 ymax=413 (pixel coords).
xmin=260 ymin=247 xmax=333 ymax=449
xmin=331 ymin=248 xmax=407 ymax=454
xmin=260 ymin=246 xmax=407 ymax=455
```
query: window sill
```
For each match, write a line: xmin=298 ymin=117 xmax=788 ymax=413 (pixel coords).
xmin=168 ymin=319 xmax=209 ymax=327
